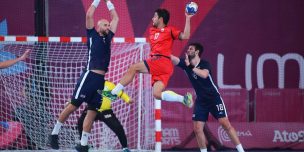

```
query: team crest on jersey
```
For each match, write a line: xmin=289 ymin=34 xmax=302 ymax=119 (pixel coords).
xmin=192 ymin=72 xmax=198 ymax=79
xmin=161 ymin=28 xmax=164 ymax=32
xmin=154 ymin=33 xmax=160 ymax=40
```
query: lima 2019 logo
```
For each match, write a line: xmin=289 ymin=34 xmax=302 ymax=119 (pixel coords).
xmin=217 ymin=126 xmax=252 ymax=143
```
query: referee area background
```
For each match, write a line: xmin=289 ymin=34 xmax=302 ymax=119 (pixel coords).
xmin=0 ymin=0 xmax=304 ymax=151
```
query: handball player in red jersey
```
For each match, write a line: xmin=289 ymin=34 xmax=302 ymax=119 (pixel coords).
xmin=105 ymin=8 xmax=195 ymax=107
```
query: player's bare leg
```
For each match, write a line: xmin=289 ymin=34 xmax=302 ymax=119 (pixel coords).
xmin=110 ymin=61 xmax=193 ymax=107
xmin=218 ymin=117 xmax=245 ymax=152
xmin=82 ymin=110 xmax=97 ymax=133
xmin=111 ymin=61 xmax=148 ymax=96
xmin=193 ymin=121 xmax=208 ymax=152
xmin=50 ymin=104 xmax=78 ymax=149
xmin=121 ymin=61 xmax=148 ymax=85
xmin=152 ymin=81 xmax=166 ymax=100
xmin=58 ymin=104 xmax=78 ymax=123
xmin=76 ymin=110 xmax=98 ymax=152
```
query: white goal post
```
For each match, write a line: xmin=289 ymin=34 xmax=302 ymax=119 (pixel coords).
xmin=0 ymin=36 xmax=156 ymax=151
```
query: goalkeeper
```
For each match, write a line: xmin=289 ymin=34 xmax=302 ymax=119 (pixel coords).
xmin=77 ymin=81 xmax=131 ymax=152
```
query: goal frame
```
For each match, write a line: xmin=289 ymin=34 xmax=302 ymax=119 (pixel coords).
xmin=0 ymin=35 xmax=162 ymax=152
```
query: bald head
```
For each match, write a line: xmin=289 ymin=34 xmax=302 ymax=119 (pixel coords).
xmin=96 ymin=19 xmax=110 ymax=35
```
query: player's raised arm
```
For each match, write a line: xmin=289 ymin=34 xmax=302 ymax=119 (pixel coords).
xmin=170 ymin=55 xmax=181 ymax=66
xmin=86 ymin=0 xmax=100 ymax=29
xmin=179 ymin=13 xmax=194 ymax=40
xmin=105 ymin=0 xmax=119 ymax=33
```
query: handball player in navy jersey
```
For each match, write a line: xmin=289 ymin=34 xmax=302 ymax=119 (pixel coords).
xmin=49 ymin=0 xmax=119 ymax=152
xmin=171 ymin=43 xmax=245 ymax=152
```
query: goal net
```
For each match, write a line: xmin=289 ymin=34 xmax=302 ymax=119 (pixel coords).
xmin=0 ymin=36 xmax=154 ymax=151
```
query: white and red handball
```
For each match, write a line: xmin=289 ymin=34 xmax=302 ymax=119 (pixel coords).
xmin=185 ymin=1 xmax=198 ymax=15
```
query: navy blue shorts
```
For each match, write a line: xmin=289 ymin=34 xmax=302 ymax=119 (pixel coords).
xmin=71 ymin=70 xmax=105 ymax=111
xmin=192 ymin=95 xmax=227 ymax=122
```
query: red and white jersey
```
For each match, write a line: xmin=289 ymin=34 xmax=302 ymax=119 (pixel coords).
xmin=149 ymin=26 xmax=181 ymax=57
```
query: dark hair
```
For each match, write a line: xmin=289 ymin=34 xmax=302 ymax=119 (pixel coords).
xmin=189 ymin=42 xmax=204 ymax=57
xmin=155 ymin=8 xmax=170 ymax=25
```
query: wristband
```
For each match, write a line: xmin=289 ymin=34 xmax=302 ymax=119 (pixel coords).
xmin=91 ymin=0 xmax=100 ymax=8
xmin=107 ymin=1 xmax=115 ymax=11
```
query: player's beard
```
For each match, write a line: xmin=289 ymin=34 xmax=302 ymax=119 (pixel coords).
xmin=102 ymin=30 xmax=108 ymax=36
xmin=188 ymin=54 xmax=195 ymax=61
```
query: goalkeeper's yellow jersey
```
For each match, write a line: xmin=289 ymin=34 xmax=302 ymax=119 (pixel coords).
xmin=99 ymin=81 xmax=130 ymax=112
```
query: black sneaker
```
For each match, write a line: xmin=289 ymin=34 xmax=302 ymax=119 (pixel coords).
xmin=49 ymin=134 xmax=59 ymax=149
xmin=75 ymin=144 xmax=89 ymax=152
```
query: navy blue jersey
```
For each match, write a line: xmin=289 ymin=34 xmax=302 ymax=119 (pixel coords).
xmin=86 ymin=28 xmax=114 ymax=72
xmin=177 ymin=59 xmax=220 ymax=99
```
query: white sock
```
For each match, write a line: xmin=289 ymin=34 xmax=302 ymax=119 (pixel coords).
xmin=51 ymin=120 xmax=63 ymax=135
xmin=111 ymin=83 xmax=124 ymax=95
xmin=200 ymin=148 xmax=207 ymax=152
xmin=236 ymin=144 xmax=245 ymax=152
xmin=80 ymin=131 xmax=90 ymax=146
xmin=161 ymin=90 xmax=184 ymax=103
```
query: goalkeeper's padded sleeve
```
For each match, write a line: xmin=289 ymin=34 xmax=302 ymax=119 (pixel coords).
xmin=104 ymin=81 xmax=116 ymax=91
xmin=117 ymin=91 xmax=130 ymax=103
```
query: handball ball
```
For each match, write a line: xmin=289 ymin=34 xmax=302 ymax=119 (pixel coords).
xmin=185 ymin=1 xmax=198 ymax=15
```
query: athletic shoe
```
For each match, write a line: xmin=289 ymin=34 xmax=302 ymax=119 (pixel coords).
xmin=102 ymin=90 xmax=118 ymax=101
xmin=75 ymin=144 xmax=89 ymax=152
xmin=49 ymin=134 xmax=59 ymax=149
xmin=183 ymin=92 xmax=194 ymax=108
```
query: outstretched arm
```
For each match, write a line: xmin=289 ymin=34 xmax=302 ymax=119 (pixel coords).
xmin=179 ymin=13 xmax=194 ymax=40
xmin=0 ymin=49 xmax=30 ymax=69
xmin=170 ymin=55 xmax=181 ymax=66
xmin=86 ymin=0 xmax=100 ymax=29
xmin=105 ymin=0 xmax=119 ymax=33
